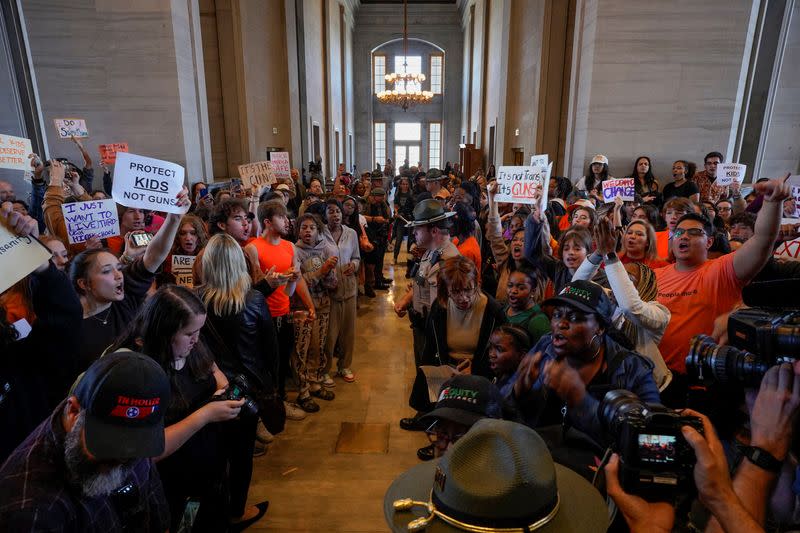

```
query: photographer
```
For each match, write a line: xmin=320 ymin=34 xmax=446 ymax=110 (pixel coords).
xmin=605 ymin=409 xmax=764 ymax=533
xmin=513 ymin=280 xmax=660 ymax=448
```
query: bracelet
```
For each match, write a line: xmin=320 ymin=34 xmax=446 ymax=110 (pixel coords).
xmin=742 ymin=445 xmax=783 ymax=473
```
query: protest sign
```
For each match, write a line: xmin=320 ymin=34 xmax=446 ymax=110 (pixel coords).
xmin=99 ymin=143 xmax=129 ymax=165
xmin=715 ymin=163 xmax=746 ymax=186
xmin=0 ymin=134 xmax=32 ymax=171
xmin=787 ymin=175 xmax=800 ymax=218
xmin=530 ymin=154 xmax=548 ymax=168
xmin=61 ymin=199 xmax=120 ymax=244
xmin=495 ymin=163 xmax=552 ymax=212
xmin=602 ymin=178 xmax=635 ymax=203
xmin=0 ymin=224 xmax=51 ymax=294
xmin=54 ymin=118 xmax=89 ymax=139
xmin=238 ymin=160 xmax=275 ymax=189
xmin=172 ymin=255 xmax=196 ymax=288
xmin=112 ymin=152 xmax=186 ymax=214
xmin=270 ymin=152 xmax=291 ymax=182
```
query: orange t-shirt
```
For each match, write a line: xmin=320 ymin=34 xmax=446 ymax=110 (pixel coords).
xmin=247 ymin=237 xmax=294 ymax=317
xmin=620 ymin=253 xmax=670 ymax=270
xmin=654 ymin=254 xmax=744 ymax=373
xmin=453 ymin=236 xmax=482 ymax=284
xmin=655 ymin=231 xmax=670 ymax=261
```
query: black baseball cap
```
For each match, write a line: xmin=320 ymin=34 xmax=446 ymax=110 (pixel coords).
xmin=420 ymin=375 xmax=503 ymax=427
xmin=74 ymin=351 xmax=170 ymax=460
xmin=542 ymin=280 xmax=615 ymax=325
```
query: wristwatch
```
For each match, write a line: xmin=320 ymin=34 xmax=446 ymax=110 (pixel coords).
xmin=604 ymin=251 xmax=618 ymax=263
xmin=741 ymin=445 xmax=783 ymax=473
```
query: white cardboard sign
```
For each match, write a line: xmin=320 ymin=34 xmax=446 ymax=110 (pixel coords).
xmin=61 ymin=199 xmax=120 ymax=244
xmin=270 ymin=152 xmax=291 ymax=182
xmin=172 ymin=255 xmax=196 ymax=288
xmin=495 ymin=163 xmax=552 ymax=212
xmin=715 ymin=163 xmax=746 ymax=186
xmin=0 ymin=134 xmax=33 ymax=171
xmin=602 ymin=178 xmax=636 ymax=203
xmin=530 ymin=154 xmax=549 ymax=168
xmin=54 ymin=118 xmax=89 ymax=139
xmin=112 ymin=152 xmax=186 ymax=214
xmin=0 ymin=225 xmax=52 ymax=294
xmin=238 ymin=160 xmax=276 ymax=189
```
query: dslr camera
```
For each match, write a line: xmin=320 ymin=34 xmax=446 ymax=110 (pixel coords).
xmin=600 ymin=390 xmax=703 ymax=502
xmin=685 ymin=306 xmax=800 ymax=387
xmin=208 ymin=373 xmax=259 ymax=417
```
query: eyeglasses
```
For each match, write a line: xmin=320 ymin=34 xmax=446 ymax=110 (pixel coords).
xmin=551 ymin=307 xmax=594 ymax=323
xmin=450 ymin=286 xmax=477 ymax=298
xmin=425 ymin=421 xmax=466 ymax=445
xmin=673 ymin=228 xmax=707 ymax=239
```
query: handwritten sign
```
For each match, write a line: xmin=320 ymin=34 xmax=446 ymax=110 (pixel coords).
xmin=0 ymin=224 xmax=52 ymax=294
xmin=0 ymin=134 xmax=32 ymax=171
xmin=530 ymin=154 xmax=549 ymax=168
xmin=172 ymin=255 xmax=196 ymax=288
xmin=270 ymin=152 xmax=291 ymax=182
xmin=495 ymin=163 xmax=552 ymax=212
xmin=602 ymin=178 xmax=635 ymax=203
xmin=61 ymin=199 xmax=120 ymax=244
xmin=715 ymin=163 xmax=746 ymax=186
xmin=99 ymin=143 xmax=129 ymax=165
xmin=238 ymin=160 xmax=275 ymax=189
xmin=112 ymin=152 xmax=186 ymax=214
xmin=54 ymin=118 xmax=89 ymax=139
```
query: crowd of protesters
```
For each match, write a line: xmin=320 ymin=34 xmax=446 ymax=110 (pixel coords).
xmin=1 ymin=141 xmax=800 ymax=532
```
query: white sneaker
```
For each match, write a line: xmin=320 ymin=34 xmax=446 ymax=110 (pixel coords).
xmin=284 ymin=401 xmax=307 ymax=421
xmin=321 ymin=373 xmax=336 ymax=388
xmin=256 ymin=420 xmax=274 ymax=444
xmin=338 ymin=368 xmax=356 ymax=383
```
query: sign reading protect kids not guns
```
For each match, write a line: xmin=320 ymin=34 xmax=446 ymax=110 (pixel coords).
xmin=112 ymin=152 xmax=186 ymax=214
xmin=54 ymin=118 xmax=89 ymax=139
xmin=99 ymin=143 xmax=129 ymax=165
xmin=715 ymin=163 xmax=746 ymax=187
xmin=0 ymin=134 xmax=33 ymax=171
xmin=495 ymin=163 xmax=552 ymax=212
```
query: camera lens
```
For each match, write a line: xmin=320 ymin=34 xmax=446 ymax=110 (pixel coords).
xmin=600 ymin=390 xmax=645 ymax=436
xmin=685 ymin=334 xmax=769 ymax=387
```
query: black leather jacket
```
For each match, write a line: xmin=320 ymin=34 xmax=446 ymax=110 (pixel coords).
xmin=200 ymin=289 xmax=279 ymax=397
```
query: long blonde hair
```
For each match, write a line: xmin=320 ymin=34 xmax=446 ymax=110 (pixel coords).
xmin=200 ymin=233 xmax=251 ymax=316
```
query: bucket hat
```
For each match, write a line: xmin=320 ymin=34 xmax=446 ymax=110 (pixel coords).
xmin=385 ymin=418 xmax=608 ymax=532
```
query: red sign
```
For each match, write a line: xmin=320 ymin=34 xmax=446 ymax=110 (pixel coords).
xmin=99 ymin=143 xmax=129 ymax=165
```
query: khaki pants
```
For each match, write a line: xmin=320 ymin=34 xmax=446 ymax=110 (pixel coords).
xmin=325 ymin=296 xmax=357 ymax=373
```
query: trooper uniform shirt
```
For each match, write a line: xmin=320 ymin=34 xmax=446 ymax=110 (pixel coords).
xmin=412 ymin=240 xmax=460 ymax=315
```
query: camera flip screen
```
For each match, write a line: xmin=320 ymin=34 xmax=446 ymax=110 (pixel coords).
xmin=637 ymin=434 xmax=677 ymax=465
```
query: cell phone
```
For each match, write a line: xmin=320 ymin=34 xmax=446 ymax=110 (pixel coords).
xmin=131 ymin=233 xmax=153 ymax=247
xmin=199 ymin=188 xmax=209 ymax=199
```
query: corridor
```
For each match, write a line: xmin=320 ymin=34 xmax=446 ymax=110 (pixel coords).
xmin=248 ymin=258 xmax=422 ymax=532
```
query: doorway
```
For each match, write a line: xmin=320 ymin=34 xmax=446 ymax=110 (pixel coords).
xmin=395 ymin=145 xmax=420 ymax=170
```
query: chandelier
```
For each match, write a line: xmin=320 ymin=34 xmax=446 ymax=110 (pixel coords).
xmin=376 ymin=0 xmax=433 ymax=111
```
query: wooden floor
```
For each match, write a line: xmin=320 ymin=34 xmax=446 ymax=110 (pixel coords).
xmin=246 ymin=254 xmax=424 ymax=532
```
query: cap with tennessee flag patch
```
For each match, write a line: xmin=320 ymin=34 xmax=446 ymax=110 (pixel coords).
xmin=74 ymin=351 xmax=170 ymax=460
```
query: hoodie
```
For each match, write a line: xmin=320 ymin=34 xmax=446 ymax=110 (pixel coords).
xmin=293 ymin=236 xmax=338 ymax=313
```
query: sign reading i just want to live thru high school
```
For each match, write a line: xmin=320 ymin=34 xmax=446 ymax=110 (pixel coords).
xmin=112 ymin=152 xmax=186 ymax=214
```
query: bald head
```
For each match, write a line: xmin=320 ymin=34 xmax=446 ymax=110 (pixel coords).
xmin=0 ymin=180 xmax=14 ymax=202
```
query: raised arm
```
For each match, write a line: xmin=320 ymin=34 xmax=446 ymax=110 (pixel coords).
xmin=733 ymin=177 xmax=790 ymax=281
xmin=142 ymin=187 xmax=189 ymax=272
xmin=72 ymin=135 xmax=93 ymax=169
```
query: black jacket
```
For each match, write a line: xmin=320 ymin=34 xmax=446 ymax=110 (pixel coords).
xmin=421 ymin=294 xmax=507 ymax=378
xmin=200 ymin=289 xmax=279 ymax=398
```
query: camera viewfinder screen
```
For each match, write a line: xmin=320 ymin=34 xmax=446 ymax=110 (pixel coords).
xmin=637 ymin=434 xmax=677 ymax=464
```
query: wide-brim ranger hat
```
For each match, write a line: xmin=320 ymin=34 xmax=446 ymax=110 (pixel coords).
xmin=542 ymin=280 xmax=615 ymax=325
xmin=73 ymin=351 xmax=170 ymax=461
xmin=425 ymin=168 xmax=449 ymax=182
xmin=385 ymin=419 xmax=608 ymax=532
xmin=406 ymin=198 xmax=456 ymax=228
